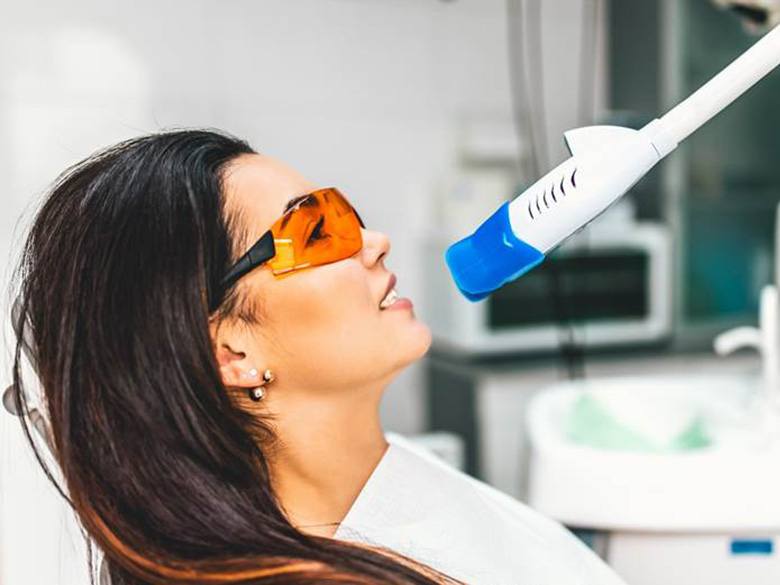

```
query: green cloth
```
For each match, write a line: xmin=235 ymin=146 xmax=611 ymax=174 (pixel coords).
xmin=565 ymin=393 xmax=711 ymax=452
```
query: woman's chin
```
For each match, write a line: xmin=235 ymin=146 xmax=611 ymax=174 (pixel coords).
xmin=401 ymin=320 xmax=433 ymax=362
xmin=378 ymin=311 xmax=432 ymax=368
xmin=418 ymin=322 xmax=433 ymax=353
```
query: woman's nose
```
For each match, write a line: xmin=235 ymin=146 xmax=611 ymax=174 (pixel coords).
xmin=360 ymin=228 xmax=391 ymax=267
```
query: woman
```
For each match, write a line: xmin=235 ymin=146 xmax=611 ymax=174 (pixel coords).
xmin=10 ymin=129 xmax=625 ymax=584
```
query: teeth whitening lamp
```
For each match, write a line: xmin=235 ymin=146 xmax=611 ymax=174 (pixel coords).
xmin=446 ymin=25 xmax=780 ymax=301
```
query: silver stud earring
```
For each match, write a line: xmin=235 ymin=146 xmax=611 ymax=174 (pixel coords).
xmin=248 ymin=369 xmax=274 ymax=402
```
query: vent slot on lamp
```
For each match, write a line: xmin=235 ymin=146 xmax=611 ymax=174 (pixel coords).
xmin=528 ymin=168 xmax=578 ymax=220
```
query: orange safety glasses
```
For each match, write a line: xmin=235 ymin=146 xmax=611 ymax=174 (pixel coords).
xmin=221 ymin=187 xmax=365 ymax=289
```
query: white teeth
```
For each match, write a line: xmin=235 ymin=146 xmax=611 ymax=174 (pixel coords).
xmin=379 ymin=288 xmax=399 ymax=309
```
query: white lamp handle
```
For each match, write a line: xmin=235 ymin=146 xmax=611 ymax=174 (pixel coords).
xmin=656 ymin=25 xmax=780 ymax=148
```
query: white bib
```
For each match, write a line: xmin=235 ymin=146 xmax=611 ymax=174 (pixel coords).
xmin=335 ymin=433 xmax=626 ymax=585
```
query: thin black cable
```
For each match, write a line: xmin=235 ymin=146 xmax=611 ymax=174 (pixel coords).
xmin=562 ymin=0 xmax=601 ymax=380
xmin=553 ymin=0 xmax=601 ymax=381
xmin=561 ymin=0 xmax=601 ymax=379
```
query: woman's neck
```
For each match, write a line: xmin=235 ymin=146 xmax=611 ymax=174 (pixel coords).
xmin=265 ymin=386 xmax=389 ymax=536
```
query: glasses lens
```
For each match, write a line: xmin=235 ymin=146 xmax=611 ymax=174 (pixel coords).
xmin=268 ymin=188 xmax=363 ymax=274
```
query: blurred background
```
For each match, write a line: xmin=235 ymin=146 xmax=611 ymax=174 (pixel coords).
xmin=2 ymin=0 xmax=780 ymax=584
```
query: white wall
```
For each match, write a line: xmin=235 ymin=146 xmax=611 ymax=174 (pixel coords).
xmin=0 ymin=1 xmax=517 ymax=583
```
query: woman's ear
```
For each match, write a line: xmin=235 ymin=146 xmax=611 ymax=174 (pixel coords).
xmin=209 ymin=320 xmax=263 ymax=389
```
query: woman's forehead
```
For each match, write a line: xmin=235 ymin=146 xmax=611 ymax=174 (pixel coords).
xmin=224 ymin=153 xmax=317 ymax=235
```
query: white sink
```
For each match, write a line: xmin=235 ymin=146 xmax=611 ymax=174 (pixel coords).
xmin=526 ymin=374 xmax=780 ymax=532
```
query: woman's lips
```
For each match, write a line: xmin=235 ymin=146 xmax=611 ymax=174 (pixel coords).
xmin=379 ymin=273 xmax=414 ymax=311
xmin=385 ymin=297 xmax=413 ymax=311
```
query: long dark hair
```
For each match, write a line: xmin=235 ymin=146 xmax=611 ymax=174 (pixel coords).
xmin=10 ymin=129 xmax=455 ymax=584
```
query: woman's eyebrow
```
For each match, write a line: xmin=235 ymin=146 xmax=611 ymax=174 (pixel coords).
xmin=284 ymin=194 xmax=310 ymax=213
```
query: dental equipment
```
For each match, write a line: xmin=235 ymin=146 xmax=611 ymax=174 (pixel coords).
xmin=446 ymin=25 xmax=780 ymax=301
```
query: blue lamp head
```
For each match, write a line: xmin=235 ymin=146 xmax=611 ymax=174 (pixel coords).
xmin=444 ymin=202 xmax=545 ymax=301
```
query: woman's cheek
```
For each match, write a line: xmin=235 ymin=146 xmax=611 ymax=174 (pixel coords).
xmin=268 ymin=266 xmax=365 ymax=336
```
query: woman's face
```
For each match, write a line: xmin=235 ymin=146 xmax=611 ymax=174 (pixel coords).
xmin=213 ymin=154 xmax=432 ymax=400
